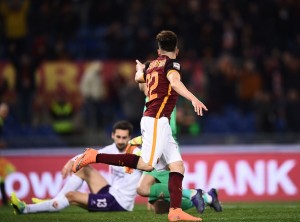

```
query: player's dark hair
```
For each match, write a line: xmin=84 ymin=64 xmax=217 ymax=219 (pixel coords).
xmin=156 ymin=30 xmax=177 ymax=52
xmin=112 ymin=120 xmax=133 ymax=135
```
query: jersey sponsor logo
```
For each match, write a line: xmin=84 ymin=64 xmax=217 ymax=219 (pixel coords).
xmin=173 ymin=62 xmax=180 ymax=70
xmin=97 ymin=198 xmax=107 ymax=208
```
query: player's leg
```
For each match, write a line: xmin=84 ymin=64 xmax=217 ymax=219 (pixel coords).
xmin=137 ymin=117 xmax=185 ymax=214
xmin=77 ymin=165 xmax=109 ymax=193
xmin=11 ymin=167 xmax=105 ymax=214
xmin=10 ymin=192 xmax=69 ymax=214
xmin=72 ymin=147 xmax=153 ymax=173
xmin=53 ymin=173 xmax=84 ymax=198
xmin=149 ymin=183 xmax=205 ymax=213
xmin=65 ymin=191 xmax=89 ymax=208
xmin=151 ymin=187 xmax=221 ymax=214
xmin=72 ymin=116 xmax=160 ymax=173
xmin=34 ymin=165 xmax=105 ymax=203
xmin=164 ymin=143 xmax=184 ymax=212
xmin=167 ymin=161 xmax=184 ymax=210
xmin=137 ymin=172 xmax=170 ymax=213
xmin=32 ymin=167 xmax=86 ymax=202
xmin=137 ymin=173 xmax=156 ymax=196
xmin=59 ymin=167 xmax=111 ymax=210
xmin=142 ymin=170 xmax=196 ymax=200
xmin=151 ymin=118 xmax=201 ymax=221
xmin=144 ymin=170 xmax=172 ymax=201
xmin=139 ymin=170 xmax=197 ymax=213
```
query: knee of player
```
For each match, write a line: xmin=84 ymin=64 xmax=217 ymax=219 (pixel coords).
xmin=168 ymin=161 xmax=185 ymax=174
xmin=142 ymin=165 xmax=154 ymax=172
xmin=179 ymin=162 xmax=185 ymax=173
xmin=137 ymin=159 xmax=154 ymax=172
xmin=65 ymin=191 xmax=76 ymax=202
xmin=136 ymin=185 xmax=148 ymax=197
xmin=80 ymin=165 xmax=95 ymax=178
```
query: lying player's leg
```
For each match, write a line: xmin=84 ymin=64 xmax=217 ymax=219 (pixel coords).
xmin=11 ymin=192 xmax=70 ymax=214
xmin=147 ymin=183 xmax=204 ymax=213
xmin=78 ymin=165 xmax=109 ymax=193
xmin=60 ymin=164 xmax=109 ymax=195
xmin=138 ymin=170 xmax=204 ymax=213
xmin=137 ymin=173 xmax=157 ymax=197
xmin=149 ymin=185 xmax=222 ymax=212
xmin=141 ymin=169 xmax=222 ymax=214
xmin=32 ymin=165 xmax=109 ymax=204
xmin=65 ymin=191 xmax=89 ymax=208
xmin=53 ymin=173 xmax=84 ymax=199
xmin=11 ymin=186 xmax=126 ymax=215
xmin=12 ymin=165 xmax=111 ymax=214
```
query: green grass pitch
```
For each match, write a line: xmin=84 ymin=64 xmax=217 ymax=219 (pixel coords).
xmin=1 ymin=202 xmax=299 ymax=222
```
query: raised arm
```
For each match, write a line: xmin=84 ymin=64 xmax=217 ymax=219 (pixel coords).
xmin=167 ymin=71 xmax=208 ymax=116
xmin=135 ymin=60 xmax=146 ymax=83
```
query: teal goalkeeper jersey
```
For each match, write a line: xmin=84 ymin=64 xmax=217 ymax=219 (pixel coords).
xmin=170 ymin=106 xmax=177 ymax=139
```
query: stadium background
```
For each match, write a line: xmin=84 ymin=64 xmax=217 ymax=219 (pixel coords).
xmin=0 ymin=0 xmax=299 ymax=204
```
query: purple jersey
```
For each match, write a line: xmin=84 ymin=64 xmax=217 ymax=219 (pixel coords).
xmin=144 ymin=55 xmax=180 ymax=120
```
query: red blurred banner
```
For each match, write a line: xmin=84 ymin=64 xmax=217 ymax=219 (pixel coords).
xmin=0 ymin=60 xmax=204 ymax=108
xmin=1 ymin=149 xmax=299 ymax=204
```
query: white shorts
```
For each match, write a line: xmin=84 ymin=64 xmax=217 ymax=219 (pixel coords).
xmin=140 ymin=116 xmax=182 ymax=171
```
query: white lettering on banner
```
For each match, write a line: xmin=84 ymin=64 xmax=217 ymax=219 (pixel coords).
xmin=184 ymin=159 xmax=297 ymax=196
xmin=2 ymin=159 xmax=297 ymax=201
xmin=207 ymin=160 xmax=236 ymax=195
xmin=30 ymin=172 xmax=63 ymax=197
xmin=6 ymin=172 xmax=30 ymax=199
xmin=183 ymin=161 xmax=207 ymax=189
xmin=2 ymin=170 xmax=112 ymax=202
xmin=268 ymin=160 xmax=297 ymax=195
xmin=236 ymin=160 xmax=265 ymax=195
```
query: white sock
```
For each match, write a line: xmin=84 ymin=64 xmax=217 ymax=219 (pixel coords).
xmin=202 ymin=192 xmax=213 ymax=204
xmin=24 ymin=196 xmax=70 ymax=213
xmin=55 ymin=174 xmax=83 ymax=198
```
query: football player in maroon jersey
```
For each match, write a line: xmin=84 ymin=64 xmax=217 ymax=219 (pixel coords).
xmin=72 ymin=30 xmax=207 ymax=221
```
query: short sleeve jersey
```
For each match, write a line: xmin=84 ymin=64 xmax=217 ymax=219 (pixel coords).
xmin=144 ymin=55 xmax=181 ymax=120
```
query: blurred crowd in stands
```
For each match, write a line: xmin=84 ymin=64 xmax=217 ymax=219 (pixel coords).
xmin=0 ymin=0 xmax=299 ymax=147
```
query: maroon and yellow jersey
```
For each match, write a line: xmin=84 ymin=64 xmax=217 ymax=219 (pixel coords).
xmin=143 ymin=55 xmax=181 ymax=120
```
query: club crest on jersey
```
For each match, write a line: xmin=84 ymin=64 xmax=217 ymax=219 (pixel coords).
xmin=173 ymin=62 xmax=180 ymax=70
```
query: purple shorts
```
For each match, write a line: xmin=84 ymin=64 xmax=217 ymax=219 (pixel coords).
xmin=87 ymin=185 xmax=126 ymax=212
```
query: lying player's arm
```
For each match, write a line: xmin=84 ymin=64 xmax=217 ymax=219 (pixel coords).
xmin=61 ymin=151 xmax=91 ymax=178
xmin=61 ymin=159 xmax=75 ymax=179
xmin=167 ymin=70 xmax=208 ymax=116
